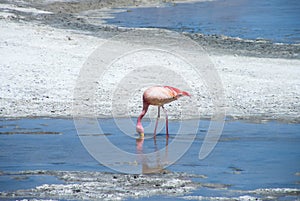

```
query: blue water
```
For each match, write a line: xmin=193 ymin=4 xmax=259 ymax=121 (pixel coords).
xmin=0 ymin=118 xmax=300 ymax=200
xmin=105 ymin=0 xmax=300 ymax=44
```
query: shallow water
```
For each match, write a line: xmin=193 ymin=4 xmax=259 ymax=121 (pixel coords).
xmin=0 ymin=118 xmax=299 ymax=200
xmin=105 ymin=0 xmax=300 ymax=44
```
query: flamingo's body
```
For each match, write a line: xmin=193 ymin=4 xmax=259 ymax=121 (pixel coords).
xmin=136 ymin=86 xmax=190 ymax=137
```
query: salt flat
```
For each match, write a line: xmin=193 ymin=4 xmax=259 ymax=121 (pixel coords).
xmin=0 ymin=2 xmax=300 ymax=122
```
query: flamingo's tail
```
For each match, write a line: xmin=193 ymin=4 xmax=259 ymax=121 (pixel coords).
xmin=164 ymin=86 xmax=191 ymax=97
xmin=181 ymin=90 xmax=191 ymax=97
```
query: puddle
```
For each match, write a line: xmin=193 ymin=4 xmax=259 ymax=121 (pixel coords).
xmin=0 ymin=118 xmax=299 ymax=200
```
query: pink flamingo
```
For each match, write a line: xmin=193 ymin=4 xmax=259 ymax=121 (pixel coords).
xmin=136 ymin=86 xmax=191 ymax=137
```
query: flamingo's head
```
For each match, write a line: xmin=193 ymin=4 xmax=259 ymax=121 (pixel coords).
xmin=136 ymin=122 xmax=144 ymax=137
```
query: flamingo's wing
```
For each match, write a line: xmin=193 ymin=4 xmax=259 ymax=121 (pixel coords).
xmin=143 ymin=86 xmax=176 ymax=106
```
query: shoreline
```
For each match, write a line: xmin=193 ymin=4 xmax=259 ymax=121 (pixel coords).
xmin=0 ymin=1 xmax=300 ymax=123
xmin=1 ymin=116 xmax=300 ymax=125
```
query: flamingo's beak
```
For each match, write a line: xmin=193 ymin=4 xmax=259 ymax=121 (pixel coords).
xmin=140 ymin=132 xmax=144 ymax=137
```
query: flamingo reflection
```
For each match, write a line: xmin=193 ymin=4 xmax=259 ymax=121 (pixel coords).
xmin=136 ymin=134 xmax=169 ymax=174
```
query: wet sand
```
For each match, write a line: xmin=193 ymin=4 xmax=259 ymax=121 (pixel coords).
xmin=0 ymin=0 xmax=300 ymax=122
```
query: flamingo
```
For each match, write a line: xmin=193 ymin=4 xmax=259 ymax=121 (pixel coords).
xmin=136 ymin=86 xmax=191 ymax=137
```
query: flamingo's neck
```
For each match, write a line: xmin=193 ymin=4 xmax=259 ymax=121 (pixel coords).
xmin=136 ymin=103 xmax=149 ymax=135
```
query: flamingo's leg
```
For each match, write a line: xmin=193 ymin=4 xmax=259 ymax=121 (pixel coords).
xmin=153 ymin=106 xmax=160 ymax=137
xmin=162 ymin=106 xmax=168 ymax=136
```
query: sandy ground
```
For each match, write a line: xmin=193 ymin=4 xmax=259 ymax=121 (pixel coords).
xmin=0 ymin=1 xmax=300 ymax=122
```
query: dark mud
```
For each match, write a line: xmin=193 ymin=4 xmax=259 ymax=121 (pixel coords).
xmin=0 ymin=170 xmax=202 ymax=200
xmin=1 ymin=170 xmax=299 ymax=200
